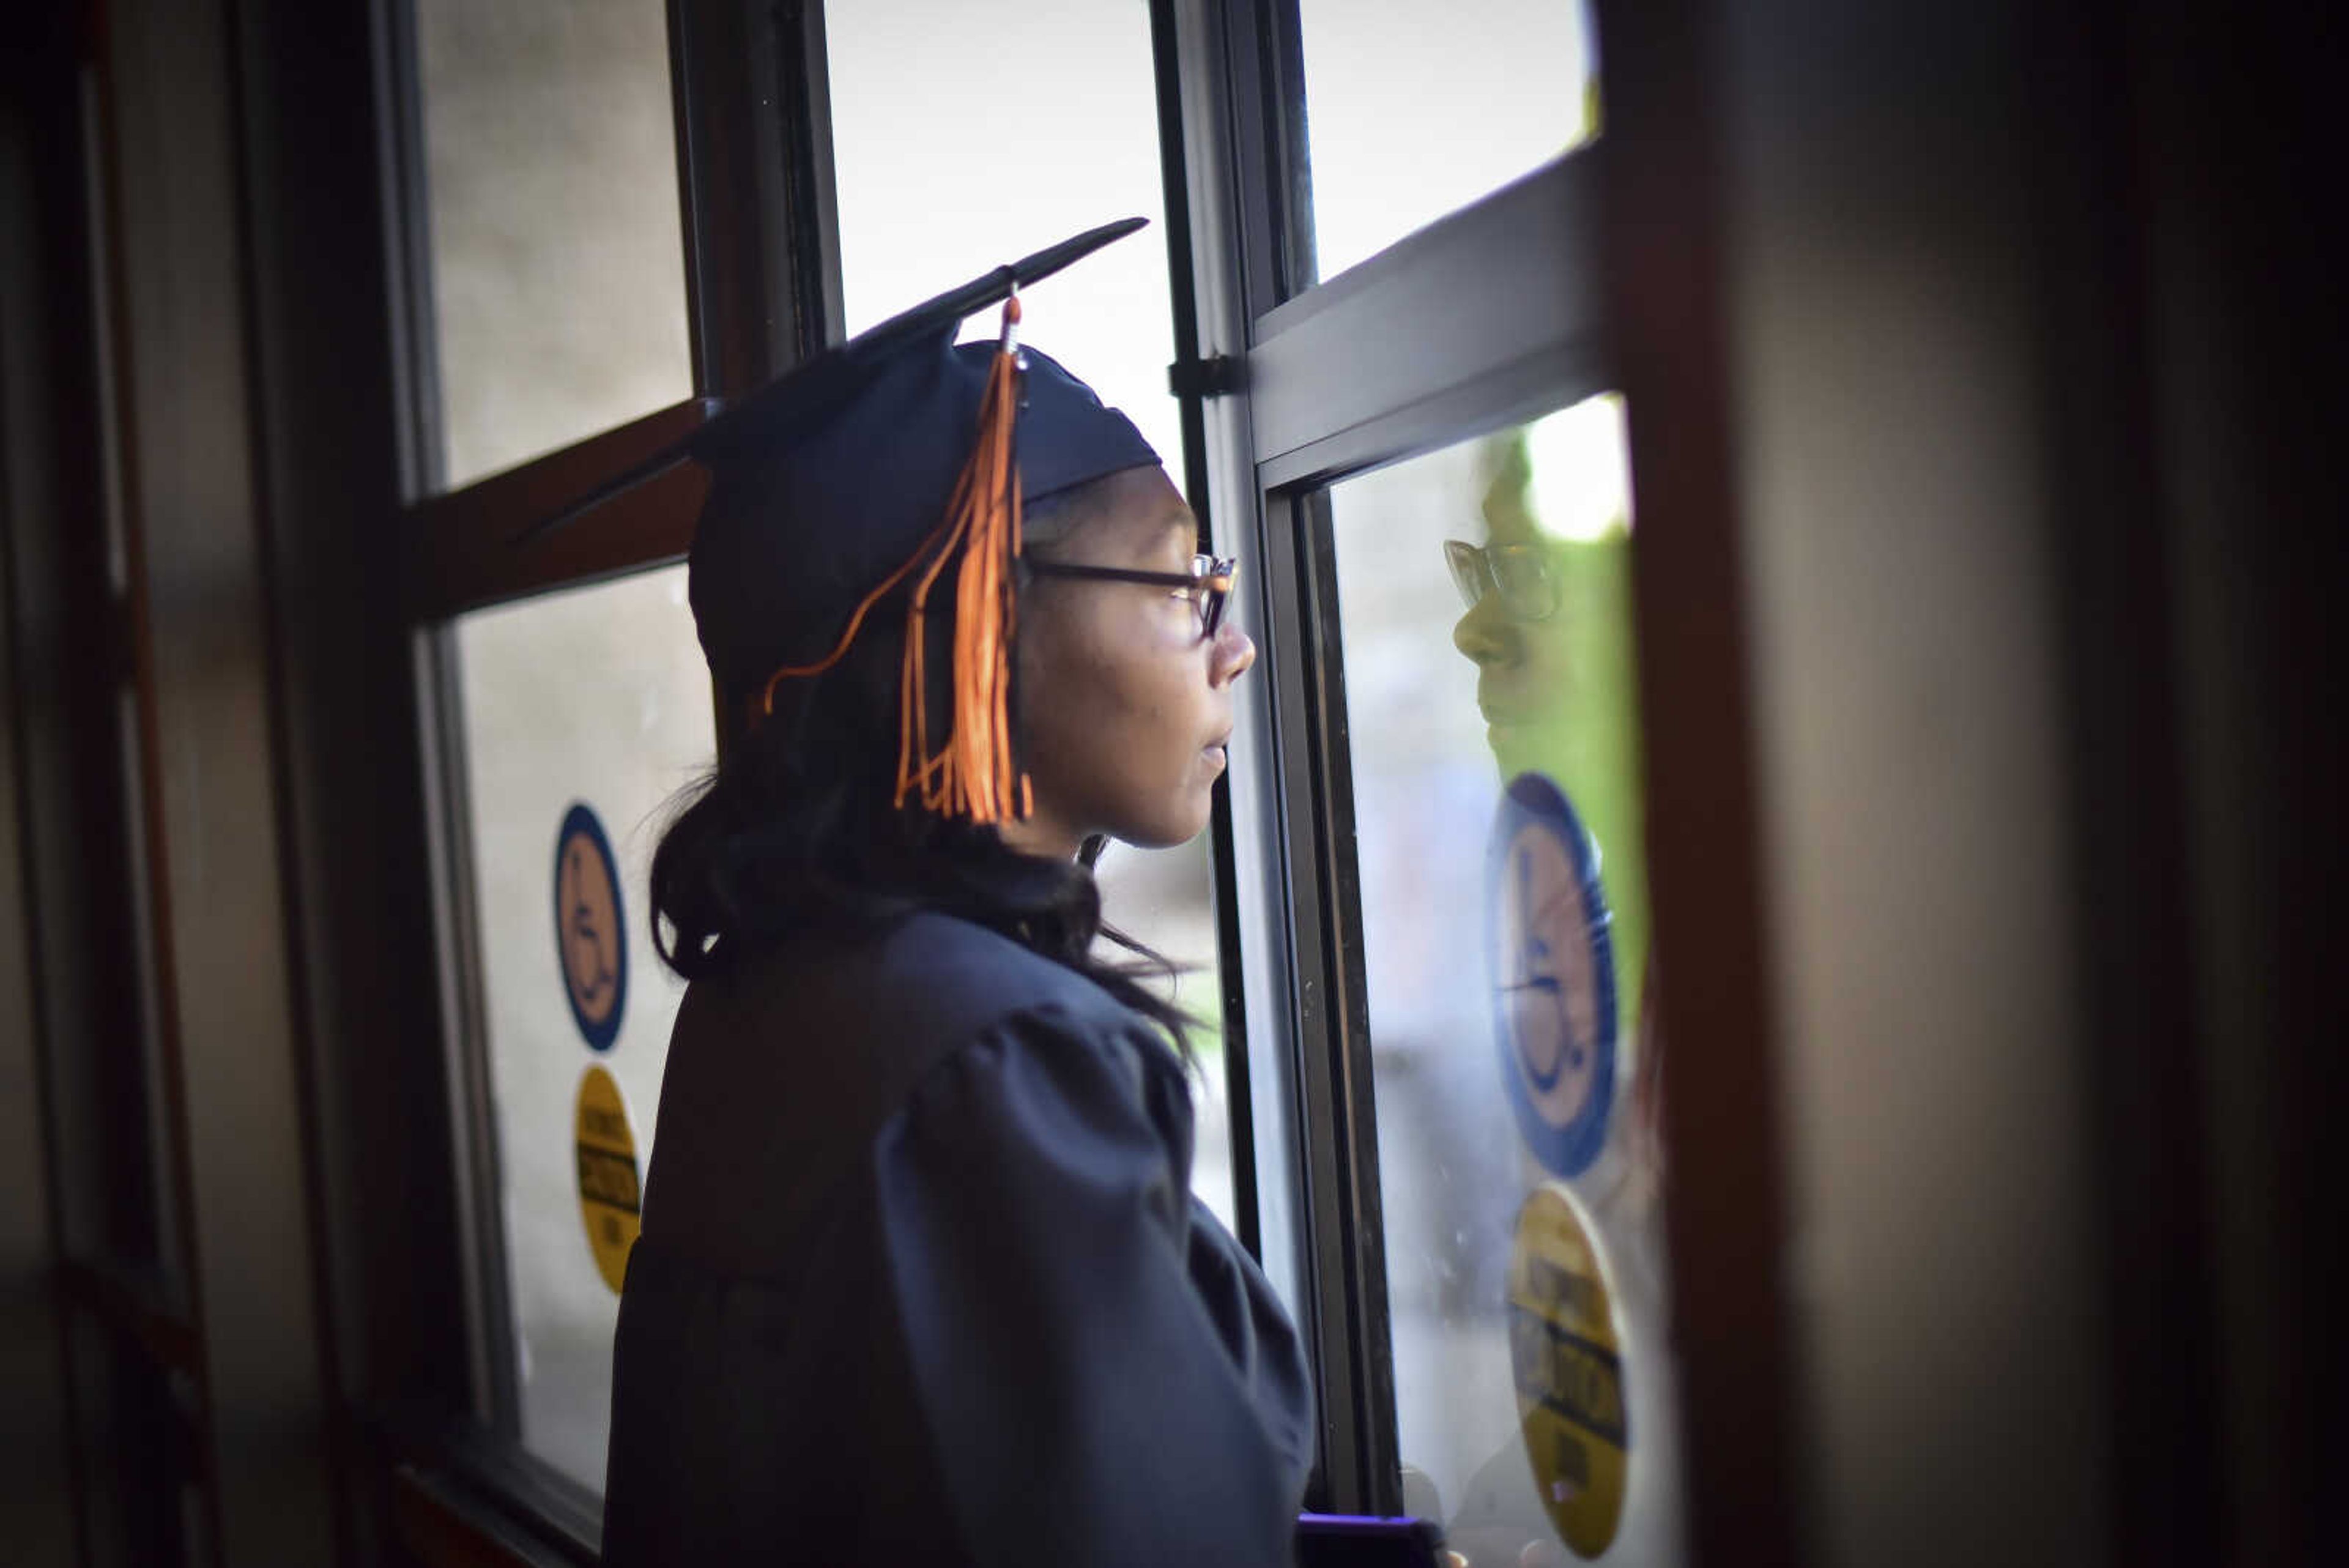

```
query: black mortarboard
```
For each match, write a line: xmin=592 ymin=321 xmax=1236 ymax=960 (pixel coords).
xmin=541 ymin=217 xmax=1161 ymax=823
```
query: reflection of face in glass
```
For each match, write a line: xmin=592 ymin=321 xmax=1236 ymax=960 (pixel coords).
xmin=1455 ymin=416 xmax=1659 ymax=1192
xmin=1499 ymin=819 xmax=1602 ymax=1130
xmin=559 ymin=834 xmax=621 ymax=1026
xmin=1449 ymin=441 xmax=1576 ymax=783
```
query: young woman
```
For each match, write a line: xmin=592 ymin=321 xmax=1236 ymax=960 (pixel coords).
xmin=599 ymin=224 xmax=1315 ymax=1565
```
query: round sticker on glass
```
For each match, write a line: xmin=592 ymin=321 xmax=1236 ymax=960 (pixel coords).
xmin=1489 ymin=772 xmax=1617 ymax=1180
xmin=553 ymin=802 xmax=626 ymax=1052
xmin=574 ymin=1065 xmax=642 ymax=1294
xmin=1508 ymin=1181 xmax=1630 ymax=1558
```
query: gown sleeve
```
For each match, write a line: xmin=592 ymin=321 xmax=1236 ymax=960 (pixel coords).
xmin=875 ymin=1003 xmax=1315 ymax=1568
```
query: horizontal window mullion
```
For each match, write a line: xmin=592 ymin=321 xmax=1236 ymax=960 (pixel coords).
xmin=376 ymin=1410 xmax=607 ymax=1567
xmin=1257 ymin=336 xmax=1612 ymax=494
xmin=1244 ymin=149 xmax=1607 ymax=478
xmin=399 ymin=396 xmax=715 ymax=622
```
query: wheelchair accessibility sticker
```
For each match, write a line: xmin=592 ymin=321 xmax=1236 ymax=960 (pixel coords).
xmin=1489 ymin=773 xmax=1618 ymax=1180
xmin=1508 ymin=1182 xmax=1630 ymax=1558
xmin=554 ymin=802 xmax=626 ymax=1052
xmin=575 ymin=1065 xmax=642 ymax=1294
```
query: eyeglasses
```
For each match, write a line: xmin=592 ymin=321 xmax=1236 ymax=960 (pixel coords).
xmin=1024 ymin=552 xmax=1238 ymax=641
xmin=1444 ymin=539 xmax=1557 ymax=622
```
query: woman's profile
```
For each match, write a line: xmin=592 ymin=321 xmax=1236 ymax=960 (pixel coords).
xmin=596 ymin=220 xmax=1315 ymax=1566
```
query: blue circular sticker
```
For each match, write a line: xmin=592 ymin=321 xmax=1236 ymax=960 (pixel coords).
xmin=1488 ymin=773 xmax=1617 ymax=1180
xmin=553 ymin=802 xmax=626 ymax=1052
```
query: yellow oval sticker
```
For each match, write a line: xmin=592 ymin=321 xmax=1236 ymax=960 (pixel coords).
xmin=574 ymin=1065 xmax=641 ymax=1294
xmin=1508 ymin=1183 xmax=1629 ymax=1558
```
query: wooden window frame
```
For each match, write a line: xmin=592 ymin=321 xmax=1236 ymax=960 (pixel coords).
xmin=367 ymin=1 xmax=840 ymax=1557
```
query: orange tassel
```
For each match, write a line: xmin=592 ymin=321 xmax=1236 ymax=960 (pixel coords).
xmin=895 ymin=296 xmax=1030 ymax=823
xmin=755 ymin=296 xmax=1034 ymax=827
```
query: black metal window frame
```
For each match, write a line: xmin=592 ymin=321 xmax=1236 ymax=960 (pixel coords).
xmin=1164 ymin=0 xmax=1617 ymax=1517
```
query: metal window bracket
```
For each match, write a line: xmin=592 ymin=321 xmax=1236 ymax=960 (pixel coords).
xmin=1168 ymin=352 xmax=1247 ymax=399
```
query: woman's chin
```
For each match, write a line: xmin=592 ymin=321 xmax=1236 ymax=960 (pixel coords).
xmin=1107 ymin=792 xmax=1214 ymax=852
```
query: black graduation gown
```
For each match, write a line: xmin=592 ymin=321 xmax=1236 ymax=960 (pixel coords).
xmin=602 ymin=911 xmax=1316 ymax=1566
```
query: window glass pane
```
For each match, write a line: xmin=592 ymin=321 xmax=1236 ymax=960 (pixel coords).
xmin=453 ymin=565 xmax=708 ymax=1490
xmin=825 ymin=0 xmax=1181 ymax=473
xmin=1325 ymin=397 xmax=1683 ymax=1561
xmin=1091 ymin=838 xmax=1234 ymax=1227
xmin=1298 ymin=0 xmax=1598 ymax=281
xmin=414 ymin=0 xmax=693 ymax=489
xmin=825 ymin=1 xmax=1237 ymax=1230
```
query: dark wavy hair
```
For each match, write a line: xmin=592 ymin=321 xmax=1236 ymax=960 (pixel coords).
xmin=647 ymin=479 xmax=1196 ymax=1052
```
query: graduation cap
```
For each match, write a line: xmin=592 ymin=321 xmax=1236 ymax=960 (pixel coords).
xmin=538 ymin=217 xmax=1161 ymax=826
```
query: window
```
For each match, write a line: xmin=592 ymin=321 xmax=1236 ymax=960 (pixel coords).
xmin=384 ymin=0 xmax=743 ymax=1533
xmin=384 ymin=1 xmax=1253 ymax=1537
xmin=1321 ymin=400 xmax=1680 ymax=1560
xmin=825 ymin=0 xmax=1181 ymax=466
xmin=376 ymin=1 xmax=1720 ymax=1559
xmin=451 ymin=565 xmax=707 ymax=1489
xmin=1126 ymin=6 xmax=1726 ymax=1551
xmin=825 ymin=0 xmax=1238 ymax=1228
xmin=410 ymin=0 xmax=694 ymax=488
xmin=1296 ymin=0 xmax=1600 ymax=280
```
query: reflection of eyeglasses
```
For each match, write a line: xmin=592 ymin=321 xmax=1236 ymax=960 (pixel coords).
xmin=1024 ymin=552 xmax=1239 ymax=641
xmin=1444 ymin=540 xmax=1557 ymax=621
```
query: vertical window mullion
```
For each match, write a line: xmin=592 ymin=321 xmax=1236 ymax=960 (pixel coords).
xmin=1251 ymin=10 xmax=1402 ymax=1503
xmin=412 ymin=621 xmax=518 ymax=1435
xmin=773 ymin=0 xmax=844 ymax=357
xmin=1151 ymin=0 xmax=1261 ymax=1258
xmin=1168 ymin=0 xmax=1397 ymax=1512
xmin=1258 ymin=481 xmax=1393 ymax=1514
xmin=667 ymin=0 xmax=842 ymax=399
xmin=1292 ymin=483 xmax=1402 ymax=1514
xmin=375 ymin=0 xmax=447 ymax=503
